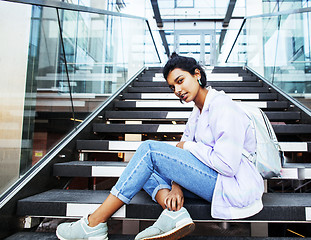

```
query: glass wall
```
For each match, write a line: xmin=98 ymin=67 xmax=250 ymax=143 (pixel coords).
xmin=0 ymin=1 xmax=32 ymax=195
xmin=0 ymin=1 xmax=159 ymax=196
xmin=158 ymin=0 xmax=231 ymax=19
xmin=227 ymin=8 xmax=311 ymax=110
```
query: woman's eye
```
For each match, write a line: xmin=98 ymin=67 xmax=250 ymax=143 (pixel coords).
xmin=177 ymin=79 xmax=183 ymax=84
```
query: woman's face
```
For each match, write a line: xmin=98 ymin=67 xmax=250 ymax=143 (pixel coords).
xmin=166 ymin=68 xmax=201 ymax=103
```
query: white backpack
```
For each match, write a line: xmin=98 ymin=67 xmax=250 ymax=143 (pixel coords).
xmin=237 ymin=102 xmax=283 ymax=179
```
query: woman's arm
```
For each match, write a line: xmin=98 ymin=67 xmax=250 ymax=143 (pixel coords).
xmin=183 ymin=97 xmax=247 ymax=177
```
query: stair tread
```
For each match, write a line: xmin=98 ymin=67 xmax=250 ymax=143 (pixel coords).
xmin=55 ymin=161 xmax=128 ymax=167
xmin=5 ymin=233 xmax=133 ymax=240
xmin=104 ymin=110 xmax=300 ymax=121
xmin=55 ymin=160 xmax=311 ymax=169
xmin=92 ymin=123 xmax=311 ymax=134
xmin=53 ymin=161 xmax=127 ymax=177
xmin=6 ymin=232 xmax=311 ymax=240
xmin=133 ymin=81 xmax=263 ymax=87
xmin=115 ymin=101 xmax=289 ymax=110
xmin=17 ymin=189 xmax=311 ymax=221
xmin=53 ymin=161 xmax=311 ymax=179
xmin=76 ymin=140 xmax=311 ymax=152
xmin=122 ymin=93 xmax=278 ymax=100
xmin=128 ymin=87 xmax=269 ymax=93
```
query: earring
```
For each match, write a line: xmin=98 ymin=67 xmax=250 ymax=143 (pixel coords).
xmin=197 ymin=78 xmax=202 ymax=86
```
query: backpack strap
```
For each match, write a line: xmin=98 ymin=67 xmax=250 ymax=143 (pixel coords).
xmin=242 ymin=149 xmax=256 ymax=164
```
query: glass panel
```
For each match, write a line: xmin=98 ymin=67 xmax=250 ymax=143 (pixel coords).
xmin=145 ymin=29 xmax=162 ymax=66
xmin=158 ymin=0 xmax=229 ymax=19
xmin=227 ymin=9 xmax=311 ymax=110
xmin=272 ymin=12 xmax=311 ymax=108
xmin=0 ymin=1 xmax=33 ymax=193
xmin=24 ymin=6 xmax=66 ymax=172
xmin=179 ymin=34 xmax=200 ymax=62
xmin=0 ymin=2 xmax=158 ymax=196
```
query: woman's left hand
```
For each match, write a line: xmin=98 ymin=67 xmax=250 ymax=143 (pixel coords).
xmin=176 ymin=141 xmax=185 ymax=149
xmin=164 ymin=182 xmax=184 ymax=211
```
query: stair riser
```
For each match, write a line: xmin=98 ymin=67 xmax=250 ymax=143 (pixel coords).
xmin=17 ymin=190 xmax=311 ymax=222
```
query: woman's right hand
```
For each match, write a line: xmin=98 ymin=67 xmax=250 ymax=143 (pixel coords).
xmin=164 ymin=182 xmax=184 ymax=211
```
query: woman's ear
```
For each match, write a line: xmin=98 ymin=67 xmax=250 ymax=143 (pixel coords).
xmin=194 ymin=68 xmax=201 ymax=79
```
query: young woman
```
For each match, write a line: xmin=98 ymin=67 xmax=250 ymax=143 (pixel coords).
xmin=56 ymin=53 xmax=264 ymax=240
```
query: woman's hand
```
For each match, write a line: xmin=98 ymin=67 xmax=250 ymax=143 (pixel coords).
xmin=164 ymin=182 xmax=184 ymax=211
xmin=176 ymin=141 xmax=185 ymax=149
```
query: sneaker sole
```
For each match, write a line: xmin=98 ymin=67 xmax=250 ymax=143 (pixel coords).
xmin=56 ymin=229 xmax=108 ymax=240
xmin=142 ymin=222 xmax=195 ymax=240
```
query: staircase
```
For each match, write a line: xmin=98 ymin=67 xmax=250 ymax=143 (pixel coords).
xmin=6 ymin=67 xmax=311 ymax=239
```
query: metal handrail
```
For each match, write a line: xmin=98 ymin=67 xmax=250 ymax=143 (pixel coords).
xmin=2 ymin=0 xmax=147 ymax=20
xmin=225 ymin=7 xmax=311 ymax=63
xmin=245 ymin=6 xmax=311 ymax=19
xmin=1 ymin=0 xmax=162 ymax=63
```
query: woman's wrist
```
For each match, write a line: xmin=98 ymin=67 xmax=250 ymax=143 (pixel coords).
xmin=171 ymin=181 xmax=182 ymax=190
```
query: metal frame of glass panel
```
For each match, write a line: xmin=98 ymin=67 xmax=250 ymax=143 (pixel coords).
xmin=174 ymin=30 xmax=216 ymax=66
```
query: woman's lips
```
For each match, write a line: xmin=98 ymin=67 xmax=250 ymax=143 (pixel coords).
xmin=180 ymin=93 xmax=188 ymax=101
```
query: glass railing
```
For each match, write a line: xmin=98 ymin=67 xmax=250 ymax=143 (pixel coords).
xmin=0 ymin=0 xmax=160 ymax=196
xmin=226 ymin=7 xmax=311 ymax=111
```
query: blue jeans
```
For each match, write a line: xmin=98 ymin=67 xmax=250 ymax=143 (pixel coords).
xmin=111 ymin=140 xmax=217 ymax=204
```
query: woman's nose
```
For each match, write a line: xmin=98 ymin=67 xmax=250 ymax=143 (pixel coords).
xmin=175 ymin=86 xmax=181 ymax=94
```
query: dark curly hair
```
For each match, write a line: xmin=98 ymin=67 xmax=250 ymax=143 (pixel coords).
xmin=162 ymin=52 xmax=207 ymax=88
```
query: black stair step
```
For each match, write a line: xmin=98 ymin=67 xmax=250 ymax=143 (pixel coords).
xmin=4 ymin=233 xmax=138 ymax=240
xmin=53 ymin=161 xmax=311 ymax=179
xmin=105 ymin=110 xmax=191 ymax=120
xmin=211 ymin=69 xmax=248 ymax=74
xmin=122 ymin=93 xmax=278 ymax=100
xmin=54 ymin=161 xmax=127 ymax=177
xmin=17 ymin=189 xmax=311 ymax=222
xmin=138 ymin=76 xmax=258 ymax=82
xmin=6 ymin=233 xmax=311 ymax=240
xmin=5 ymin=232 xmax=59 ymax=240
xmin=76 ymin=140 xmax=171 ymax=152
xmin=212 ymin=67 xmax=244 ymax=74
xmin=141 ymin=70 xmax=161 ymax=75
xmin=128 ymin=87 xmax=270 ymax=93
xmin=240 ymin=76 xmax=258 ymax=81
xmin=273 ymin=124 xmax=311 ymax=134
xmin=133 ymin=81 xmax=263 ymax=87
xmin=114 ymin=101 xmax=289 ymax=110
xmin=92 ymin=123 xmax=308 ymax=134
xmin=212 ymin=66 xmax=243 ymax=70
xmin=104 ymin=110 xmax=300 ymax=121
xmin=76 ymin=140 xmax=311 ymax=153
xmin=93 ymin=123 xmax=185 ymax=133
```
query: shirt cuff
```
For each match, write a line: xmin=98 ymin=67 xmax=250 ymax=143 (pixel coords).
xmin=183 ymin=141 xmax=196 ymax=151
